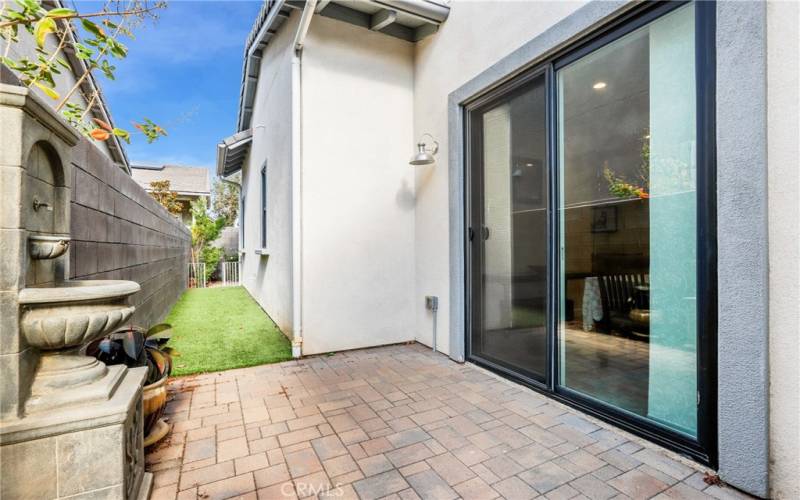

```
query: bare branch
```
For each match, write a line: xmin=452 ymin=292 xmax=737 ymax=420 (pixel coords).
xmin=55 ymin=14 xmax=128 ymax=112
xmin=0 ymin=5 xmax=162 ymax=29
xmin=80 ymin=90 xmax=98 ymax=120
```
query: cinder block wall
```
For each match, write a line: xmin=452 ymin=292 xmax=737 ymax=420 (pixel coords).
xmin=68 ymin=139 xmax=191 ymax=328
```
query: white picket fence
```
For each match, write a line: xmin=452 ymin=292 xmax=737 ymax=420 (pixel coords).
xmin=220 ymin=261 xmax=240 ymax=286
xmin=188 ymin=262 xmax=207 ymax=288
xmin=187 ymin=261 xmax=240 ymax=288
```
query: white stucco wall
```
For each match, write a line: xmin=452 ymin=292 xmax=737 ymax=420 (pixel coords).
xmin=239 ymin=12 xmax=300 ymax=336
xmin=299 ymin=15 xmax=416 ymax=355
xmin=232 ymin=1 xmax=797 ymax=494
xmin=412 ymin=1 xmax=586 ymax=355
xmin=767 ymin=1 xmax=800 ymax=498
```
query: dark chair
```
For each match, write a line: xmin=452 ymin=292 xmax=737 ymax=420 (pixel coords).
xmin=597 ymin=274 xmax=650 ymax=337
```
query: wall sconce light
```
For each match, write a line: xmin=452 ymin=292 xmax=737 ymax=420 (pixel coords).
xmin=409 ymin=133 xmax=439 ymax=166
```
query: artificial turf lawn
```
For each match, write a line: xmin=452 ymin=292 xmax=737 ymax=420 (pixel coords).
xmin=165 ymin=286 xmax=292 ymax=376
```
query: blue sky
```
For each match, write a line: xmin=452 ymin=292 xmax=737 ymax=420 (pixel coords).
xmin=81 ymin=1 xmax=263 ymax=177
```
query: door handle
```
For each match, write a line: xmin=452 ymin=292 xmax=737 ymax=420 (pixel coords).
xmin=482 ymin=226 xmax=490 ymax=240
xmin=468 ymin=227 xmax=475 ymax=242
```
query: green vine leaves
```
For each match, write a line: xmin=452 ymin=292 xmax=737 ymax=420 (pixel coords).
xmin=1 ymin=0 xmax=167 ymax=144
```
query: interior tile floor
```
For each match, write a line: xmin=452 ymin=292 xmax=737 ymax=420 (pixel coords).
xmin=146 ymin=343 xmax=750 ymax=500
xmin=561 ymin=327 xmax=651 ymax=417
xmin=473 ymin=326 xmax=656 ymax=417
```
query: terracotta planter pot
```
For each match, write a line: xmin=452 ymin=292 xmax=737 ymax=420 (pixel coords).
xmin=143 ymin=348 xmax=171 ymax=447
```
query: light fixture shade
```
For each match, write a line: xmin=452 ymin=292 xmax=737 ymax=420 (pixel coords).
xmin=410 ymin=147 xmax=436 ymax=165
xmin=409 ymin=136 xmax=439 ymax=166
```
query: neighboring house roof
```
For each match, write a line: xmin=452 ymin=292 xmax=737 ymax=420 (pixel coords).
xmin=131 ymin=164 xmax=211 ymax=197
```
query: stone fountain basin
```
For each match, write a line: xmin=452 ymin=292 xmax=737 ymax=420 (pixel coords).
xmin=19 ymin=280 xmax=140 ymax=350
xmin=28 ymin=234 xmax=70 ymax=260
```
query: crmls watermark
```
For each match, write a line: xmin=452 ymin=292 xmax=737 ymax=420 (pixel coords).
xmin=282 ymin=481 xmax=344 ymax=497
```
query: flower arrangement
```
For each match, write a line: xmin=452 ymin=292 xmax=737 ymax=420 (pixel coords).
xmin=604 ymin=165 xmax=649 ymax=199
xmin=603 ymin=131 xmax=650 ymax=200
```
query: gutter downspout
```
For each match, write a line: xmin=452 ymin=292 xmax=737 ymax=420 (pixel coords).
xmin=291 ymin=0 xmax=317 ymax=358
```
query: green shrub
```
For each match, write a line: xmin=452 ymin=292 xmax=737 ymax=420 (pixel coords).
xmin=201 ymin=246 xmax=222 ymax=281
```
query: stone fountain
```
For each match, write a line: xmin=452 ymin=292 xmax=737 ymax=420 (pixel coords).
xmin=0 ymin=84 xmax=152 ymax=498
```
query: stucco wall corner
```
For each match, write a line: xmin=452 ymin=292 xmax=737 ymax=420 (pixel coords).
xmin=715 ymin=1 xmax=770 ymax=497
xmin=447 ymin=92 xmax=465 ymax=363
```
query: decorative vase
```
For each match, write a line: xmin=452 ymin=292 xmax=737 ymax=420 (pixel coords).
xmin=142 ymin=348 xmax=172 ymax=447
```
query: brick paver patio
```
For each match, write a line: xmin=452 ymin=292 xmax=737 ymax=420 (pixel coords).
xmin=146 ymin=344 xmax=750 ymax=500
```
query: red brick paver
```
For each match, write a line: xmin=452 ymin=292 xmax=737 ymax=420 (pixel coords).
xmin=146 ymin=344 xmax=748 ymax=500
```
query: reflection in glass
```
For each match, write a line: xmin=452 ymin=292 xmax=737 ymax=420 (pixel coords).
xmin=473 ymin=75 xmax=548 ymax=381
xmin=557 ymin=5 xmax=698 ymax=436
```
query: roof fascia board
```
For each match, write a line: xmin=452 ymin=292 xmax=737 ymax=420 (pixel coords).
xmin=372 ymin=0 xmax=449 ymax=23
xmin=250 ymin=0 xmax=289 ymax=59
xmin=315 ymin=0 xmax=332 ymax=13
xmin=217 ymin=129 xmax=253 ymax=177
xmin=236 ymin=0 xmax=450 ymax=131
xmin=237 ymin=0 xmax=289 ymax=131
xmin=318 ymin=3 xmax=415 ymax=41
xmin=370 ymin=9 xmax=398 ymax=31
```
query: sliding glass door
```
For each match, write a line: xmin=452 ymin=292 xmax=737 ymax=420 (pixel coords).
xmin=466 ymin=1 xmax=714 ymax=461
xmin=557 ymin=4 xmax=698 ymax=438
xmin=469 ymin=73 xmax=549 ymax=382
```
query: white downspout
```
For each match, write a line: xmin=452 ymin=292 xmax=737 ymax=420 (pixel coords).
xmin=291 ymin=0 xmax=316 ymax=358
xmin=293 ymin=0 xmax=317 ymax=53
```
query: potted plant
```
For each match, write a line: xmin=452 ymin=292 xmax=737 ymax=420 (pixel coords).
xmin=86 ymin=323 xmax=173 ymax=447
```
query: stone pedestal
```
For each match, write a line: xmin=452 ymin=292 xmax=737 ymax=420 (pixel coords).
xmin=0 ymin=367 xmax=151 ymax=500
xmin=0 ymin=84 xmax=150 ymax=499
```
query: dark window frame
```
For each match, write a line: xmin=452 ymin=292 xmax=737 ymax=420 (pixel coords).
xmin=463 ymin=0 xmax=717 ymax=467
xmin=240 ymin=193 xmax=246 ymax=248
xmin=260 ymin=162 xmax=267 ymax=249
xmin=466 ymin=69 xmax=550 ymax=386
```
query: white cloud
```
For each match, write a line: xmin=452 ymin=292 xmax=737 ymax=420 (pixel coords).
xmin=130 ymin=2 xmax=253 ymax=63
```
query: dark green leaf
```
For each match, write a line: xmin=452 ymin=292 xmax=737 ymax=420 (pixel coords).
xmin=74 ymin=43 xmax=93 ymax=59
xmin=146 ymin=323 xmax=172 ymax=338
xmin=34 ymin=81 xmax=59 ymax=100
xmin=0 ymin=56 xmax=22 ymax=70
xmin=80 ymin=19 xmax=104 ymax=38
xmin=15 ymin=0 xmax=41 ymax=13
xmin=4 ymin=11 xmax=28 ymax=21
xmin=46 ymin=7 xmax=76 ymax=18
xmin=109 ymin=41 xmax=127 ymax=58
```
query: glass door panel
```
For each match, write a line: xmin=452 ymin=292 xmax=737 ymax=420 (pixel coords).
xmin=470 ymin=74 xmax=548 ymax=382
xmin=556 ymin=4 xmax=698 ymax=437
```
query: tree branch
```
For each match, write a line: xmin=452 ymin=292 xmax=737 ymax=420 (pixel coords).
xmin=80 ymin=90 xmax=98 ymax=120
xmin=54 ymin=15 xmax=127 ymax=112
xmin=0 ymin=6 xmax=160 ymax=29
